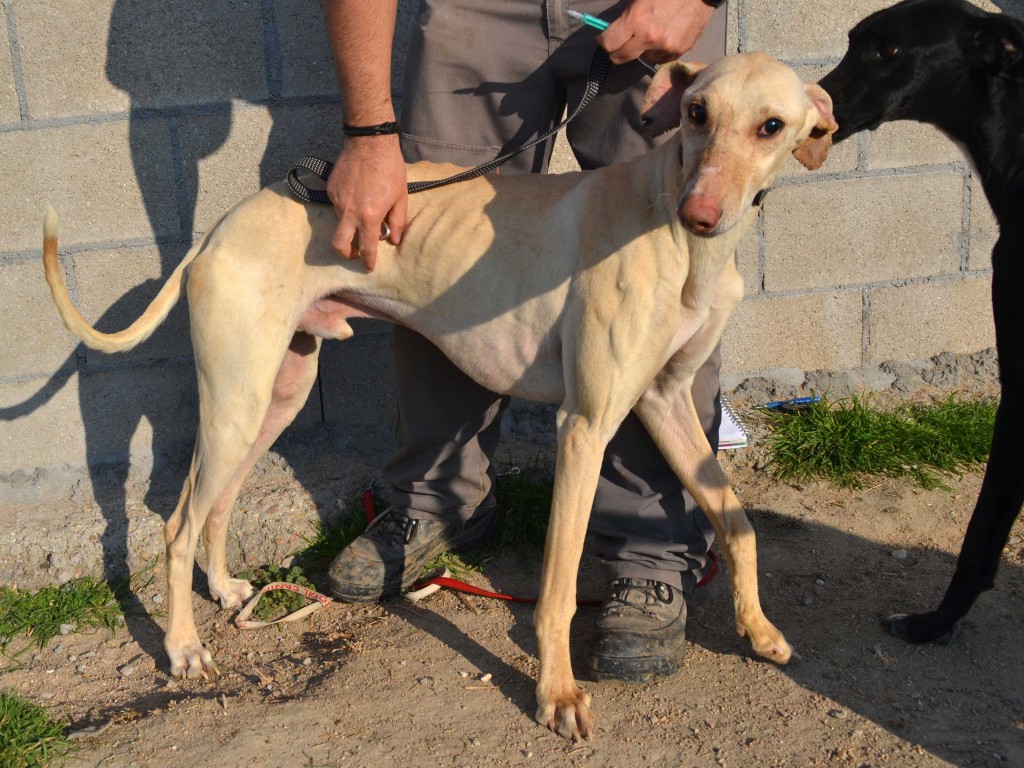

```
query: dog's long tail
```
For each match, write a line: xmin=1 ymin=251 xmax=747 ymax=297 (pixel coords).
xmin=43 ymin=206 xmax=206 ymax=354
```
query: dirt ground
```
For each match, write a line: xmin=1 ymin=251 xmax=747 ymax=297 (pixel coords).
xmin=4 ymin=389 xmax=1024 ymax=768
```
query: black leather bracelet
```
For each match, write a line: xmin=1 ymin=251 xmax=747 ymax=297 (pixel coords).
xmin=342 ymin=121 xmax=401 ymax=137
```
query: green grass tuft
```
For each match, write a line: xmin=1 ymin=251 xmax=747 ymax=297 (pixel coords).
xmin=0 ymin=691 xmax=72 ymax=768
xmin=764 ymin=394 xmax=996 ymax=489
xmin=489 ymin=458 xmax=553 ymax=560
xmin=292 ymin=495 xmax=380 ymax=568
xmin=236 ymin=564 xmax=318 ymax=622
xmin=0 ymin=578 xmax=124 ymax=660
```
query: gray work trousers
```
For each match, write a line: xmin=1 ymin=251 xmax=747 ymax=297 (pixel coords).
xmin=385 ymin=0 xmax=727 ymax=591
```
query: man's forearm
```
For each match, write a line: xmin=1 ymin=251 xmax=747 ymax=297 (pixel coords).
xmin=322 ymin=0 xmax=399 ymax=125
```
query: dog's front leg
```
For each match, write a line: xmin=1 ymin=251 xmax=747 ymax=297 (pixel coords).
xmin=634 ymin=374 xmax=791 ymax=664
xmin=534 ymin=411 xmax=609 ymax=739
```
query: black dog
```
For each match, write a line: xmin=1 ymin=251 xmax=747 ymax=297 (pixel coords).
xmin=820 ymin=0 xmax=1024 ymax=644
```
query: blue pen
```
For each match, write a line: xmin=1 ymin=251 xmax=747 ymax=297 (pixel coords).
xmin=565 ymin=10 xmax=657 ymax=75
xmin=566 ymin=9 xmax=610 ymax=31
xmin=762 ymin=396 xmax=821 ymax=411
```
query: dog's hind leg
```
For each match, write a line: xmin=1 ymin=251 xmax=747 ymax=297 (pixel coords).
xmin=885 ymin=400 xmax=1024 ymax=642
xmin=202 ymin=332 xmax=323 ymax=611
xmin=163 ymin=316 xmax=301 ymax=678
xmin=886 ymin=246 xmax=1024 ymax=642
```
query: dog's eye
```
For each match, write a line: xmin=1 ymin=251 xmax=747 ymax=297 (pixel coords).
xmin=688 ymin=102 xmax=708 ymax=126
xmin=877 ymin=45 xmax=901 ymax=59
xmin=758 ymin=118 xmax=785 ymax=137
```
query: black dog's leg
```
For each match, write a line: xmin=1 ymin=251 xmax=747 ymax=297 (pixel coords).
xmin=885 ymin=235 xmax=1024 ymax=642
xmin=884 ymin=397 xmax=1024 ymax=642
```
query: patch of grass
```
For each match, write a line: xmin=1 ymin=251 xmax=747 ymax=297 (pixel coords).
xmin=0 ymin=577 xmax=124 ymax=661
xmin=0 ymin=690 xmax=72 ymax=768
xmin=489 ymin=458 xmax=553 ymax=560
xmin=420 ymin=459 xmax=553 ymax=578
xmin=292 ymin=495 xmax=379 ymax=568
xmin=236 ymin=564 xmax=318 ymax=623
xmin=765 ymin=394 xmax=996 ymax=489
xmin=284 ymin=465 xmax=555 ymax=590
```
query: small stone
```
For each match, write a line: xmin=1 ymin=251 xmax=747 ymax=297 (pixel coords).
xmin=891 ymin=549 xmax=908 ymax=560
xmin=459 ymin=671 xmax=469 ymax=678
xmin=67 ymin=720 xmax=112 ymax=741
xmin=815 ymin=579 xmax=825 ymax=587
xmin=119 ymin=664 xmax=136 ymax=677
xmin=302 ymin=657 xmax=312 ymax=667
xmin=470 ymin=737 xmax=480 ymax=747
xmin=59 ymin=623 xmax=75 ymax=636
xmin=827 ymin=708 xmax=847 ymax=719
xmin=479 ymin=673 xmax=492 ymax=683
xmin=802 ymin=596 xmax=814 ymax=606
xmin=152 ymin=593 xmax=163 ymax=604
xmin=68 ymin=655 xmax=77 ymax=662
xmin=871 ymin=644 xmax=883 ymax=656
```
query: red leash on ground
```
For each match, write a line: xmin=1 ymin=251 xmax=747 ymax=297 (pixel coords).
xmin=237 ymin=489 xmax=721 ymax=627
xmin=355 ymin=489 xmax=721 ymax=606
xmin=406 ymin=552 xmax=718 ymax=606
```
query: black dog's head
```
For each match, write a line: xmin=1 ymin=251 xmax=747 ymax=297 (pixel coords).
xmin=820 ymin=0 xmax=1024 ymax=143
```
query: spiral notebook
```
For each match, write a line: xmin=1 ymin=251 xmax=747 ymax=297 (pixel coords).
xmin=718 ymin=396 xmax=749 ymax=450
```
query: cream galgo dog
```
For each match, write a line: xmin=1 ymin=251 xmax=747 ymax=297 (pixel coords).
xmin=43 ymin=52 xmax=836 ymax=739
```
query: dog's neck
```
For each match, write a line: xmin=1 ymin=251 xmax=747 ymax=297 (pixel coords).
xmin=929 ymin=67 xmax=1024 ymax=215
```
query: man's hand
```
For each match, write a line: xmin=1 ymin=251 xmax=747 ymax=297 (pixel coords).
xmin=325 ymin=135 xmax=407 ymax=272
xmin=597 ymin=0 xmax=715 ymax=65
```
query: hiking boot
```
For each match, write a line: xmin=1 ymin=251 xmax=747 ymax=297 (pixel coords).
xmin=586 ymin=578 xmax=687 ymax=684
xmin=326 ymin=507 xmax=497 ymax=603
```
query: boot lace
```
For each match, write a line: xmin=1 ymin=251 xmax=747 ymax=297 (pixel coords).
xmin=606 ymin=578 xmax=673 ymax=618
xmin=365 ymin=508 xmax=419 ymax=544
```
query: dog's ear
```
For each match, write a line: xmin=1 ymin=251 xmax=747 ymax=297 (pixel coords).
xmin=961 ymin=16 xmax=1024 ymax=73
xmin=792 ymin=83 xmax=839 ymax=171
xmin=640 ymin=61 xmax=706 ymax=137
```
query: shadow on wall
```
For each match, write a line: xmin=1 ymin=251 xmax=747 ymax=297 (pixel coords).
xmin=1 ymin=0 xmax=409 ymax=655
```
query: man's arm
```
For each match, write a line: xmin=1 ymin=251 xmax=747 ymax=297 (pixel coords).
xmin=322 ymin=0 xmax=407 ymax=271
xmin=598 ymin=0 xmax=720 ymax=65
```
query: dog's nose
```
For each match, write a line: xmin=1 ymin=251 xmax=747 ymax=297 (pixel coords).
xmin=679 ymin=197 xmax=722 ymax=234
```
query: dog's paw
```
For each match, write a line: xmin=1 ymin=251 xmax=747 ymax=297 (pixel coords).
xmin=738 ymin=621 xmax=793 ymax=664
xmin=535 ymin=686 xmax=594 ymax=740
xmin=883 ymin=612 xmax=958 ymax=645
xmin=210 ymin=577 xmax=254 ymax=610
xmin=167 ymin=639 xmax=218 ymax=680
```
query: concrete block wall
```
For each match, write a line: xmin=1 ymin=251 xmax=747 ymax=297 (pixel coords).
xmin=0 ymin=0 xmax=1008 ymax=499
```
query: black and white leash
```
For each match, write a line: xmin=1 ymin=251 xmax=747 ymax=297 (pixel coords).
xmin=286 ymin=48 xmax=618 ymax=204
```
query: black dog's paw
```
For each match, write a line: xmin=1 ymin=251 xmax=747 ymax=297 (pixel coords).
xmin=883 ymin=612 xmax=958 ymax=645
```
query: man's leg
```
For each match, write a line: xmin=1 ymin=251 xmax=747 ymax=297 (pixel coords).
xmin=328 ymin=0 xmax=566 ymax=602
